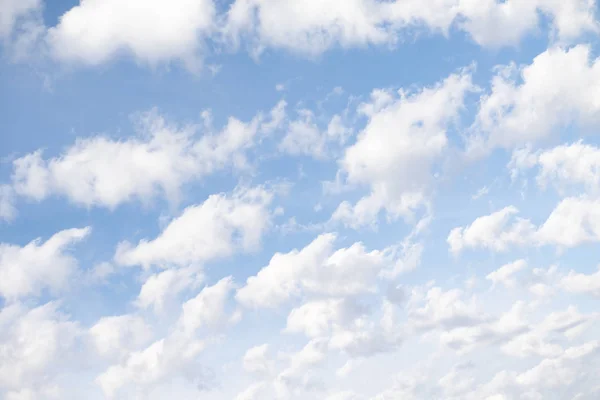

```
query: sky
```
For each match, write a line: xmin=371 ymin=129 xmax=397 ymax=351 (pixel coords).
xmin=2 ymin=0 xmax=600 ymax=399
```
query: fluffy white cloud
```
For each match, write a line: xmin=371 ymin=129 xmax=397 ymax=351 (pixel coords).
xmin=276 ymin=338 xmax=329 ymax=390
xmin=332 ymin=70 xmax=475 ymax=227
xmin=224 ymin=0 xmax=598 ymax=56
xmin=6 ymin=4 xmax=600 ymax=398
xmin=458 ymin=0 xmax=598 ymax=47
xmin=178 ymin=276 xmax=235 ymax=333
xmin=136 ymin=268 xmax=204 ymax=313
xmin=536 ymin=197 xmax=600 ymax=247
xmin=96 ymin=277 xmax=235 ymax=397
xmin=449 ymin=197 xmax=600 ymax=253
xmin=407 ymin=286 xmax=484 ymax=333
xmin=279 ymin=110 xmax=349 ymax=159
xmin=561 ymin=265 xmax=600 ymax=297
xmin=486 ymin=259 xmax=527 ymax=289
xmin=509 ymin=141 xmax=600 ymax=194
xmin=46 ymin=0 xmax=216 ymax=68
xmin=470 ymin=45 xmax=600 ymax=154
xmin=12 ymin=108 xmax=274 ymax=210
xmin=242 ymin=344 xmax=272 ymax=376
xmin=448 ymin=207 xmax=534 ymax=254
xmin=115 ymin=186 xmax=273 ymax=269
xmin=89 ymin=315 xmax=152 ymax=360
xmin=286 ymin=298 xmax=401 ymax=358
xmin=236 ymin=233 xmax=395 ymax=309
xmin=285 ymin=298 xmax=362 ymax=338
xmin=0 ymin=0 xmax=40 ymax=39
xmin=0 ymin=303 xmax=79 ymax=395
xmin=0 ymin=227 xmax=90 ymax=300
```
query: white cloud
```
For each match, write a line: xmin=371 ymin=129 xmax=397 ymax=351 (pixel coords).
xmin=277 ymin=338 xmax=329 ymax=390
xmin=561 ymin=265 xmax=600 ymax=297
xmin=284 ymin=298 xmax=366 ymax=338
xmin=286 ymin=298 xmax=402 ymax=358
xmin=0 ymin=302 xmax=79 ymax=394
xmin=326 ymin=391 xmax=363 ymax=400
xmin=178 ymin=276 xmax=235 ymax=334
xmin=448 ymin=206 xmax=534 ymax=254
xmin=136 ymin=268 xmax=204 ymax=313
xmin=500 ymin=305 xmax=596 ymax=359
xmin=46 ymin=0 xmax=216 ymax=69
xmin=115 ymin=186 xmax=273 ymax=269
xmin=438 ymin=363 xmax=476 ymax=397
xmin=96 ymin=335 xmax=205 ymax=398
xmin=456 ymin=0 xmax=540 ymax=47
xmin=487 ymin=259 xmax=527 ymax=289
xmin=332 ymin=70 xmax=475 ymax=227
xmin=472 ymin=185 xmax=490 ymax=200
xmin=279 ymin=110 xmax=327 ymax=158
xmin=509 ymin=141 xmax=600 ymax=194
xmin=279 ymin=110 xmax=349 ymax=159
xmin=0 ymin=227 xmax=90 ymax=300
xmin=5 ymin=386 xmax=61 ymax=400
xmin=0 ymin=184 xmax=16 ymax=222
xmin=224 ymin=0 xmax=598 ymax=57
xmin=235 ymin=382 xmax=267 ymax=400
xmin=5 ymin=5 xmax=600 ymax=398
xmin=12 ymin=108 xmax=272 ymax=210
xmin=89 ymin=315 xmax=152 ymax=360
xmin=407 ymin=286 xmax=484 ymax=332
xmin=0 ymin=0 xmax=40 ymax=39
xmin=96 ymin=277 xmax=235 ymax=397
xmin=536 ymin=197 xmax=600 ymax=248
xmin=3 ymin=0 xmax=597 ymax=68
xmin=470 ymin=45 xmax=600 ymax=154
xmin=242 ymin=344 xmax=272 ymax=376
xmin=458 ymin=0 xmax=598 ymax=48
xmin=236 ymin=233 xmax=393 ymax=309
xmin=449 ymin=197 xmax=600 ymax=253
xmin=223 ymin=0 xmax=401 ymax=57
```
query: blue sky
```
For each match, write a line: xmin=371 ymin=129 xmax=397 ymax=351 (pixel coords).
xmin=2 ymin=1 xmax=600 ymax=399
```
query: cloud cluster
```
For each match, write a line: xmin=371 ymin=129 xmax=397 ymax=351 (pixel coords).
xmin=1 ymin=0 xmax=598 ymax=68
xmin=3 ymin=1 xmax=600 ymax=399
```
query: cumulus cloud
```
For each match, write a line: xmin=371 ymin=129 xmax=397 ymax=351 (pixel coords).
xmin=332 ymin=70 xmax=475 ymax=227
xmin=89 ymin=315 xmax=153 ymax=360
xmin=46 ymin=0 xmax=216 ymax=68
xmin=0 ymin=302 xmax=79 ymax=395
xmin=11 ymin=106 xmax=281 ymax=211
xmin=449 ymin=197 xmax=600 ymax=253
xmin=224 ymin=0 xmax=598 ymax=56
xmin=2 ymin=0 xmax=597 ymax=68
xmin=487 ymin=260 xmax=528 ymax=289
xmin=536 ymin=197 xmax=600 ymax=247
xmin=96 ymin=277 xmax=235 ymax=397
xmin=469 ymin=45 xmax=600 ymax=154
xmin=135 ymin=267 xmax=205 ymax=314
xmin=115 ymin=186 xmax=274 ymax=269
xmin=279 ymin=110 xmax=350 ymax=159
xmin=0 ymin=227 xmax=90 ymax=300
xmin=5 ymin=3 xmax=600 ymax=399
xmin=236 ymin=233 xmax=398 ymax=309
xmin=561 ymin=265 xmax=600 ymax=297
xmin=509 ymin=141 xmax=600 ymax=195
xmin=447 ymin=206 xmax=535 ymax=254
xmin=242 ymin=344 xmax=273 ymax=376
